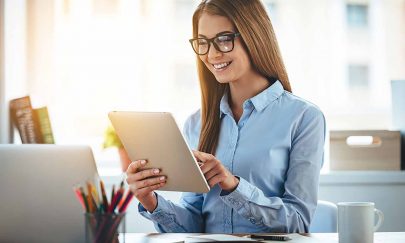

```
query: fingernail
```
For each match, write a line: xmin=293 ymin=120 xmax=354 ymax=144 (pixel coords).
xmin=141 ymin=160 xmax=146 ymax=165
xmin=160 ymin=176 xmax=165 ymax=181
xmin=153 ymin=169 xmax=159 ymax=174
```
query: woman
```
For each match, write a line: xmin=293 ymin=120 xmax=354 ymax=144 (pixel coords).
xmin=126 ymin=0 xmax=325 ymax=233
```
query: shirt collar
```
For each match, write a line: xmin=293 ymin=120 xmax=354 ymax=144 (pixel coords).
xmin=250 ymin=80 xmax=284 ymax=112
xmin=219 ymin=91 xmax=232 ymax=119
xmin=219 ymin=80 xmax=284 ymax=118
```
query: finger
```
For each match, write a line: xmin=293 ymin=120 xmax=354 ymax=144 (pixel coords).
xmin=126 ymin=159 xmax=147 ymax=174
xmin=204 ymin=167 xmax=220 ymax=181
xmin=192 ymin=150 xmax=202 ymax=162
xmin=126 ymin=168 xmax=161 ymax=184
xmin=200 ymin=159 xmax=218 ymax=174
xmin=193 ymin=150 xmax=214 ymax=162
xmin=132 ymin=182 xmax=166 ymax=198
xmin=131 ymin=168 xmax=161 ymax=183
xmin=134 ymin=176 xmax=167 ymax=190
xmin=208 ymin=174 xmax=226 ymax=188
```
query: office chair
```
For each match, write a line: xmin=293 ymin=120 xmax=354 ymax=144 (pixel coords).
xmin=309 ymin=200 xmax=338 ymax=233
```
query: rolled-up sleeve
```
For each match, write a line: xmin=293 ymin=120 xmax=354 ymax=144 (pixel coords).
xmin=138 ymin=192 xmax=204 ymax=232
xmin=220 ymin=106 xmax=326 ymax=232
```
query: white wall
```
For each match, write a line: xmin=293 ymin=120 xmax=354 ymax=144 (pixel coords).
xmin=0 ymin=0 xmax=7 ymax=143
xmin=1 ymin=0 xmax=28 ymax=144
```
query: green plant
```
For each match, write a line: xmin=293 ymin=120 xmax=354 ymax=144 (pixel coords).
xmin=102 ymin=126 xmax=123 ymax=149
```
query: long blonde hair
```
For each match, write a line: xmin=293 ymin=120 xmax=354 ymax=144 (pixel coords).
xmin=193 ymin=0 xmax=291 ymax=155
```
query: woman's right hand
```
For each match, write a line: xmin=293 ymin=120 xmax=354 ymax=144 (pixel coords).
xmin=126 ymin=160 xmax=166 ymax=213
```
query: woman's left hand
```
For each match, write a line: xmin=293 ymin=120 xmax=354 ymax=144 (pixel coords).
xmin=193 ymin=150 xmax=239 ymax=191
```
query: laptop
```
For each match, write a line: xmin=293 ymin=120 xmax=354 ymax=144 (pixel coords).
xmin=0 ymin=145 xmax=99 ymax=243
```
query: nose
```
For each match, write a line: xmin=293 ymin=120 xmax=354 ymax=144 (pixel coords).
xmin=207 ymin=42 xmax=222 ymax=59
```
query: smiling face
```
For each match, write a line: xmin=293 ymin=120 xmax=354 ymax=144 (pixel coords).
xmin=198 ymin=13 xmax=254 ymax=84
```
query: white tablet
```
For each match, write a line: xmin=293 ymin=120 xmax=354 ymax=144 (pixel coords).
xmin=108 ymin=111 xmax=210 ymax=193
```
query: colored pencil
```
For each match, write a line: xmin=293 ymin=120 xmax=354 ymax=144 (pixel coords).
xmin=111 ymin=181 xmax=125 ymax=212
xmin=100 ymin=180 xmax=109 ymax=212
xmin=79 ymin=186 xmax=89 ymax=213
xmin=73 ymin=186 xmax=85 ymax=210
xmin=119 ymin=191 xmax=134 ymax=213
xmin=87 ymin=183 xmax=97 ymax=213
xmin=117 ymin=191 xmax=127 ymax=210
xmin=90 ymin=182 xmax=100 ymax=206
xmin=110 ymin=185 xmax=115 ymax=207
xmin=108 ymin=190 xmax=119 ymax=213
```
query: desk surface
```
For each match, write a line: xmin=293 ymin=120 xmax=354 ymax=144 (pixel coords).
xmin=121 ymin=232 xmax=405 ymax=243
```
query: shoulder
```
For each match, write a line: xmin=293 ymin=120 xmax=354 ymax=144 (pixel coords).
xmin=279 ymin=92 xmax=326 ymax=143
xmin=183 ymin=109 xmax=201 ymax=132
xmin=182 ymin=109 xmax=201 ymax=149
xmin=276 ymin=91 xmax=326 ymax=139
xmin=279 ymin=91 xmax=324 ymax=120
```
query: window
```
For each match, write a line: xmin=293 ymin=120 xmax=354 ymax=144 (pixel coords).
xmin=174 ymin=0 xmax=195 ymax=23
xmin=346 ymin=4 xmax=368 ymax=28
xmin=2 ymin=0 xmax=405 ymax=171
xmin=348 ymin=64 xmax=369 ymax=88
xmin=263 ymin=1 xmax=277 ymax=22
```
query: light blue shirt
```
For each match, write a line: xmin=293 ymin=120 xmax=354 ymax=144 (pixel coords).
xmin=139 ymin=81 xmax=326 ymax=233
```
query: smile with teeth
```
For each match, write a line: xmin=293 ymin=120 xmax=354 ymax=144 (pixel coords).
xmin=213 ymin=61 xmax=231 ymax=70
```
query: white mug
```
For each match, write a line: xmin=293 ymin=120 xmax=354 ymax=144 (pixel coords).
xmin=338 ymin=202 xmax=384 ymax=243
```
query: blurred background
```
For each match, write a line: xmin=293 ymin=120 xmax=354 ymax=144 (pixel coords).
xmin=1 ymin=0 xmax=405 ymax=171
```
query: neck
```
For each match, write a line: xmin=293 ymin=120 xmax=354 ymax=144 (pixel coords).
xmin=228 ymin=73 xmax=271 ymax=111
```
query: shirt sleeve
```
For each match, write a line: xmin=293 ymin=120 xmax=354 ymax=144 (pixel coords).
xmin=137 ymin=112 xmax=205 ymax=232
xmin=138 ymin=192 xmax=204 ymax=232
xmin=220 ymin=106 xmax=326 ymax=233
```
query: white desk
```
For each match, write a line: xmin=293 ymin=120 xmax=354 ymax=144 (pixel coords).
xmin=120 ymin=232 xmax=405 ymax=243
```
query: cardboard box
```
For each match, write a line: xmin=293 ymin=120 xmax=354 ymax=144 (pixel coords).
xmin=330 ymin=130 xmax=401 ymax=170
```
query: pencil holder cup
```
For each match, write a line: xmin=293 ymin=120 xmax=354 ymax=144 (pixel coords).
xmin=84 ymin=213 xmax=126 ymax=243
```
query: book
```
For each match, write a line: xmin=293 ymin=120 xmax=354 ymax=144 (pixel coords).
xmin=9 ymin=96 xmax=43 ymax=143
xmin=9 ymin=96 xmax=55 ymax=144
xmin=34 ymin=106 xmax=55 ymax=144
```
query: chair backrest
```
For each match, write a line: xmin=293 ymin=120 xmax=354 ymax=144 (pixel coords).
xmin=309 ymin=200 xmax=338 ymax=233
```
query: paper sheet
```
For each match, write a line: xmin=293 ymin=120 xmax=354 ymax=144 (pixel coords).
xmin=185 ymin=234 xmax=257 ymax=242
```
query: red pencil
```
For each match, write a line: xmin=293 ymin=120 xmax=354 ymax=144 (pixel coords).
xmin=109 ymin=187 xmax=124 ymax=213
xmin=108 ymin=181 xmax=125 ymax=213
xmin=117 ymin=190 xmax=127 ymax=209
xmin=73 ymin=187 xmax=85 ymax=210
xmin=119 ymin=191 xmax=134 ymax=213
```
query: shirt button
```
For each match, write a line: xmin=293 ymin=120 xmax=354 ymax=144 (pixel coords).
xmin=226 ymin=219 xmax=231 ymax=225
xmin=250 ymin=218 xmax=256 ymax=224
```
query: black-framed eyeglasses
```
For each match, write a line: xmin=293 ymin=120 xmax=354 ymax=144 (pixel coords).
xmin=189 ymin=33 xmax=241 ymax=55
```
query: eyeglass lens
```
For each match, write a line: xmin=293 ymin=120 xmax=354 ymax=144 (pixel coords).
xmin=192 ymin=34 xmax=234 ymax=55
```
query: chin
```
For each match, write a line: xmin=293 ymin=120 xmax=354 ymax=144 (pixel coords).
xmin=213 ymin=74 xmax=235 ymax=84
xmin=215 ymin=78 xmax=231 ymax=84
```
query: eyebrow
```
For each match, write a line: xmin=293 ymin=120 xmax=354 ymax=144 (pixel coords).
xmin=198 ymin=31 xmax=234 ymax=38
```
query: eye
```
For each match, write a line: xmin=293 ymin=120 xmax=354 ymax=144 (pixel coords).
xmin=197 ymin=39 xmax=208 ymax=45
xmin=216 ymin=35 xmax=233 ymax=43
